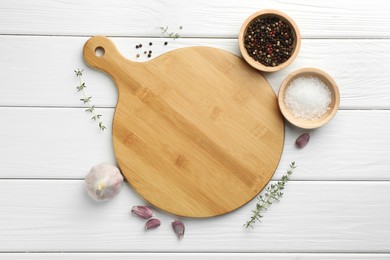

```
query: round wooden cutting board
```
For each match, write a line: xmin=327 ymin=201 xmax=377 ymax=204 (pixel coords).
xmin=84 ymin=36 xmax=284 ymax=217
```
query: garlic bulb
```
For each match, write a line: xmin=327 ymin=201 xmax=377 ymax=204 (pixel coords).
xmin=85 ymin=162 xmax=123 ymax=201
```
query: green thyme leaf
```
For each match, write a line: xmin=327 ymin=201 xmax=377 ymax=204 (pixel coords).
xmin=160 ymin=26 xmax=182 ymax=40
xmin=74 ymin=68 xmax=106 ymax=131
xmin=244 ymin=162 xmax=297 ymax=228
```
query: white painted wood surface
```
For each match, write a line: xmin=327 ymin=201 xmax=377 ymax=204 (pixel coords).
xmin=0 ymin=180 xmax=389 ymax=252
xmin=1 ymin=0 xmax=390 ymax=38
xmin=1 ymin=36 xmax=389 ymax=109
xmin=1 ymin=108 xmax=389 ymax=180
xmin=3 ymin=253 xmax=390 ymax=260
xmin=0 ymin=0 xmax=389 ymax=259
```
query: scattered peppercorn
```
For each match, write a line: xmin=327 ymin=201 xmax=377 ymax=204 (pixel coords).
xmin=134 ymin=39 xmax=169 ymax=58
xmin=244 ymin=16 xmax=294 ymax=67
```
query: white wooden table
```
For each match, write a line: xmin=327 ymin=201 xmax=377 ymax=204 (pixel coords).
xmin=1 ymin=0 xmax=389 ymax=259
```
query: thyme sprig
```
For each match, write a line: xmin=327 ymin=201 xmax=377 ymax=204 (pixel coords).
xmin=159 ymin=26 xmax=183 ymax=40
xmin=244 ymin=162 xmax=297 ymax=228
xmin=74 ymin=69 xmax=106 ymax=131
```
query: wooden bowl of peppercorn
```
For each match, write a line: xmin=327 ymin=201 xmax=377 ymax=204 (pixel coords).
xmin=239 ymin=9 xmax=301 ymax=72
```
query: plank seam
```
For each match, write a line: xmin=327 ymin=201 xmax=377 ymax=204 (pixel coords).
xmin=0 ymin=106 xmax=389 ymax=111
xmin=0 ymin=178 xmax=389 ymax=182
xmin=0 ymin=251 xmax=389 ymax=254
xmin=1 ymin=33 xmax=390 ymax=40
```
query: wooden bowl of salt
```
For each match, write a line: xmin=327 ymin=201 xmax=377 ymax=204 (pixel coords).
xmin=278 ymin=68 xmax=340 ymax=129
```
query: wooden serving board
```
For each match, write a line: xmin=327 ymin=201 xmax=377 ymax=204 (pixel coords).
xmin=83 ymin=36 xmax=284 ymax=218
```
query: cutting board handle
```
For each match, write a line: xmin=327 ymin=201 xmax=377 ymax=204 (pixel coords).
xmin=83 ymin=36 xmax=135 ymax=77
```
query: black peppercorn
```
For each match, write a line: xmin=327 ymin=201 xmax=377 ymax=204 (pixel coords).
xmin=164 ymin=42 xmax=168 ymax=45
xmin=149 ymin=42 xmax=153 ymax=46
xmin=147 ymin=54 xmax=151 ymax=58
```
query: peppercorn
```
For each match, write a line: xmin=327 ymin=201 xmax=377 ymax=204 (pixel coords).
xmin=139 ymin=44 xmax=142 ymax=48
xmin=147 ymin=54 xmax=151 ymax=58
xmin=244 ymin=16 xmax=294 ymax=67
xmin=149 ymin=42 xmax=153 ymax=46
xmin=164 ymin=42 xmax=168 ymax=45
xmin=149 ymin=50 xmax=152 ymax=54
xmin=136 ymin=54 xmax=140 ymax=58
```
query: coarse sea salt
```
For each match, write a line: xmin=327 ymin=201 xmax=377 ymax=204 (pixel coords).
xmin=284 ymin=76 xmax=332 ymax=120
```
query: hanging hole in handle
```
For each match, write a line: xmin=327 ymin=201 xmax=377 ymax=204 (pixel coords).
xmin=95 ymin=46 xmax=105 ymax=57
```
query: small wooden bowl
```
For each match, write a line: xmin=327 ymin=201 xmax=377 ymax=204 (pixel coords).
xmin=239 ymin=9 xmax=301 ymax=72
xmin=278 ymin=68 xmax=340 ymax=129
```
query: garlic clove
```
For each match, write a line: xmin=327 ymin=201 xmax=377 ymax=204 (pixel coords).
xmin=172 ymin=220 xmax=185 ymax=239
xmin=145 ymin=218 xmax=161 ymax=230
xmin=131 ymin=205 xmax=153 ymax=219
xmin=295 ymin=133 xmax=310 ymax=148
xmin=85 ymin=163 xmax=123 ymax=201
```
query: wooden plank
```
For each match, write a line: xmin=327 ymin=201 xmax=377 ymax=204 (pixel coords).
xmin=0 ymin=107 xmax=116 ymax=179
xmin=0 ymin=180 xmax=389 ymax=252
xmin=0 ymin=0 xmax=389 ymax=38
xmin=0 ymin=108 xmax=389 ymax=181
xmin=2 ymin=253 xmax=390 ymax=259
xmin=0 ymin=36 xmax=389 ymax=109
